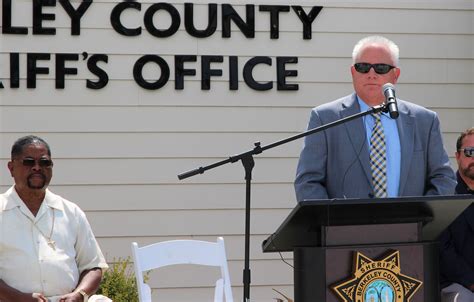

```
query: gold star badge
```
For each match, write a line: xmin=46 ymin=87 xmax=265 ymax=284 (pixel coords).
xmin=332 ymin=250 xmax=422 ymax=302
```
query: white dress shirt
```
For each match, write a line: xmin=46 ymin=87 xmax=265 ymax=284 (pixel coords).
xmin=0 ymin=186 xmax=108 ymax=298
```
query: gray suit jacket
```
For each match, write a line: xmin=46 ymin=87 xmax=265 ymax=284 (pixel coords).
xmin=294 ymin=93 xmax=456 ymax=201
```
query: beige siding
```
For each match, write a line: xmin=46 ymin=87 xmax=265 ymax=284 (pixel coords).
xmin=0 ymin=81 xmax=473 ymax=107
xmin=0 ymin=0 xmax=472 ymax=301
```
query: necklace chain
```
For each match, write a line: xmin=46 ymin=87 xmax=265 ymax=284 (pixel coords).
xmin=32 ymin=208 xmax=56 ymax=250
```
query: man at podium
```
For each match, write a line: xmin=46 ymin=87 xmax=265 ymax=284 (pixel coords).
xmin=295 ymin=35 xmax=456 ymax=201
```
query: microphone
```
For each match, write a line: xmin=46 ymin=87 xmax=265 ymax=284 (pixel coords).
xmin=382 ymin=83 xmax=399 ymax=119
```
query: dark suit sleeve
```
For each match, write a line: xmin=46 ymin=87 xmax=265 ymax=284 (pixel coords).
xmin=439 ymin=206 xmax=474 ymax=288
xmin=294 ymin=109 xmax=329 ymax=201
xmin=424 ymin=112 xmax=456 ymax=196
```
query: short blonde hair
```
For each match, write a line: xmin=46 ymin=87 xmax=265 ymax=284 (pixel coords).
xmin=352 ymin=36 xmax=400 ymax=66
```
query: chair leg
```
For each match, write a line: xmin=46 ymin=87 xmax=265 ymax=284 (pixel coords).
xmin=214 ymin=278 xmax=224 ymax=302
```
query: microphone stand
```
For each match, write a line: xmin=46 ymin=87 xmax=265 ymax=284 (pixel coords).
xmin=178 ymin=103 xmax=389 ymax=302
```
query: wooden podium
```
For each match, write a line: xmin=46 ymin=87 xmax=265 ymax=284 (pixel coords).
xmin=262 ymin=195 xmax=473 ymax=302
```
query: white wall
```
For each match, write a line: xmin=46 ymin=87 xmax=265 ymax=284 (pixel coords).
xmin=0 ymin=0 xmax=473 ymax=301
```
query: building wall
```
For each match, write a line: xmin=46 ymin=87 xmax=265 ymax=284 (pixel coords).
xmin=0 ymin=0 xmax=472 ymax=301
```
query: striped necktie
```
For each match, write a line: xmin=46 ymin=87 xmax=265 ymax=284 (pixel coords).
xmin=370 ymin=113 xmax=387 ymax=198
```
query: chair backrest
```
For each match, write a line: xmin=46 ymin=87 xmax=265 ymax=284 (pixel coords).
xmin=131 ymin=237 xmax=233 ymax=302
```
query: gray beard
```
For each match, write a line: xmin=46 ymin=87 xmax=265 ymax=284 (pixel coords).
xmin=27 ymin=175 xmax=46 ymax=189
xmin=461 ymin=165 xmax=474 ymax=181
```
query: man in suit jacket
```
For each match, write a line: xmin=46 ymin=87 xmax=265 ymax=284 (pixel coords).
xmin=439 ymin=128 xmax=474 ymax=302
xmin=295 ymin=36 xmax=456 ymax=201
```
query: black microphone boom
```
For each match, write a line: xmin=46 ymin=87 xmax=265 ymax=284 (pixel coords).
xmin=382 ymin=83 xmax=399 ymax=119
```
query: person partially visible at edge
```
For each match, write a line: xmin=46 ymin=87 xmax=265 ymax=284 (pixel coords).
xmin=0 ymin=135 xmax=110 ymax=302
xmin=454 ymin=128 xmax=474 ymax=195
xmin=439 ymin=127 xmax=474 ymax=302
xmin=294 ymin=35 xmax=456 ymax=201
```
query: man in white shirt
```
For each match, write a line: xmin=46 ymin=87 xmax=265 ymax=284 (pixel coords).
xmin=0 ymin=136 xmax=109 ymax=302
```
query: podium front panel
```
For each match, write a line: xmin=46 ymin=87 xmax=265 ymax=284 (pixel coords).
xmin=294 ymin=242 xmax=439 ymax=302
xmin=324 ymin=223 xmax=420 ymax=246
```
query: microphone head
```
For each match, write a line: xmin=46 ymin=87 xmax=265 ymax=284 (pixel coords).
xmin=382 ymin=82 xmax=399 ymax=119
xmin=382 ymin=83 xmax=395 ymax=93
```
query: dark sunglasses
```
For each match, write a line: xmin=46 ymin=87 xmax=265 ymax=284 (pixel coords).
xmin=354 ymin=63 xmax=396 ymax=75
xmin=459 ymin=147 xmax=474 ymax=158
xmin=17 ymin=158 xmax=53 ymax=167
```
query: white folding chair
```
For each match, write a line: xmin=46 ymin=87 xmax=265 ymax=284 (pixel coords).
xmin=131 ymin=237 xmax=233 ymax=302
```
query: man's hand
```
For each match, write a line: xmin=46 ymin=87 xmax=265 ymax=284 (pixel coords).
xmin=12 ymin=293 xmax=47 ymax=302
xmin=0 ymin=280 xmax=47 ymax=302
xmin=31 ymin=293 xmax=47 ymax=302
xmin=59 ymin=291 xmax=84 ymax=302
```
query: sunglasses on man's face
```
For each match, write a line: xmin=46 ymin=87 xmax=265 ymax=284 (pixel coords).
xmin=354 ymin=63 xmax=396 ymax=75
xmin=17 ymin=158 xmax=53 ymax=168
xmin=459 ymin=147 xmax=474 ymax=158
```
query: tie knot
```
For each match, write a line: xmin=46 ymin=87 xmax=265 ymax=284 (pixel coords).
xmin=372 ymin=112 xmax=382 ymax=122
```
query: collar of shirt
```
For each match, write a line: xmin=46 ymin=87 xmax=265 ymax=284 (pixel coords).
xmin=2 ymin=186 xmax=64 ymax=217
xmin=356 ymin=96 xmax=390 ymax=121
